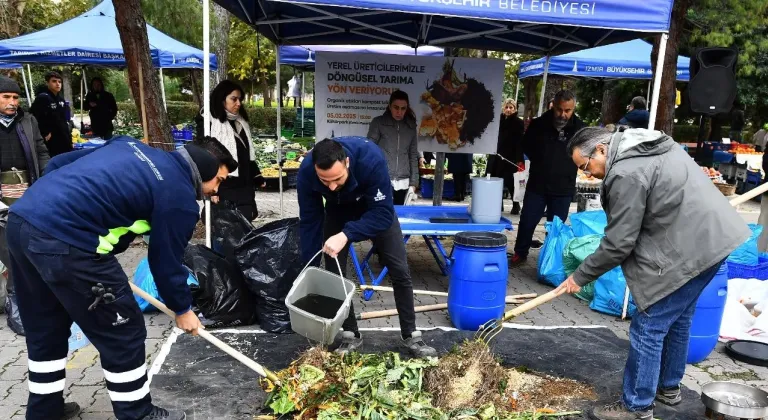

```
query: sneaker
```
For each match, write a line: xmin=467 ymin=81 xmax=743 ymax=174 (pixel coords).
xmin=590 ymin=401 xmax=653 ymax=420
xmin=530 ymin=239 xmax=544 ymax=249
xmin=511 ymin=202 xmax=521 ymax=215
xmin=655 ymin=385 xmax=682 ymax=406
xmin=334 ymin=331 xmax=363 ymax=355
xmin=141 ymin=406 xmax=187 ymax=420
xmin=61 ymin=402 xmax=81 ymax=420
xmin=510 ymin=254 xmax=527 ymax=267
xmin=403 ymin=331 xmax=437 ymax=358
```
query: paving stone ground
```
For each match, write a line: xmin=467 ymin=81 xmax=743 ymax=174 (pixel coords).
xmin=0 ymin=190 xmax=765 ymax=419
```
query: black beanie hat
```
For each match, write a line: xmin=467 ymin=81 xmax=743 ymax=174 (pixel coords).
xmin=184 ymin=144 xmax=219 ymax=182
xmin=0 ymin=76 xmax=21 ymax=95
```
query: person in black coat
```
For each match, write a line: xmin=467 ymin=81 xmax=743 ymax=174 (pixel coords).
xmin=83 ymin=77 xmax=117 ymax=139
xmin=511 ymin=90 xmax=585 ymax=266
xmin=486 ymin=98 xmax=525 ymax=214
xmin=30 ymin=71 xmax=72 ymax=157
xmin=447 ymin=153 xmax=473 ymax=202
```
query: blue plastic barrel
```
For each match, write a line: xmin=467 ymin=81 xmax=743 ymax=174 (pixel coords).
xmin=448 ymin=232 xmax=508 ymax=331
xmin=687 ymin=262 xmax=729 ymax=364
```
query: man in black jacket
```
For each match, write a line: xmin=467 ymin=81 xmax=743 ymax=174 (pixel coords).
xmin=30 ymin=71 xmax=72 ymax=157
xmin=84 ymin=77 xmax=118 ymax=139
xmin=511 ymin=90 xmax=585 ymax=266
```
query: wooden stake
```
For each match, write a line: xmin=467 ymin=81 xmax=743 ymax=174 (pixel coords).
xmin=137 ymin=65 xmax=148 ymax=144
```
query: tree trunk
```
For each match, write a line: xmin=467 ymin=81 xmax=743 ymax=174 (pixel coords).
xmin=601 ymin=80 xmax=624 ymax=125
xmin=189 ymin=70 xmax=203 ymax=106
xmin=114 ymin=0 xmax=172 ymax=150
xmin=0 ymin=0 xmax=25 ymax=38
xmin=651 ymin=0 xmax=692 ymax=135
xmin=543 ymin=75 xmax=575 ymax=107
xmin=61 ymin=69 xmax=74 ymax=110
xmin=261 ymin=69 xmax=272 ymax=108
xmin=212 ymin=2 xmax=230 ymax=84
xmin=522 ymin=78 xmax=538 ymax=120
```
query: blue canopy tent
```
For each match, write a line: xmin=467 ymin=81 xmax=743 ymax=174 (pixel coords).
xmin=517 ymin=39 xmax=690 ymax=108
xmin=279 ymin=44 xmax=444 ymax=68
xmin=519 ymin=40 xmax=689 ymax=81
xmin=208 ymin=0 xmax=675 ymax=221
xmin=0 ymin=0 xmax=218 ymax=110
xmin=0 ymin=63 xmax=33 ymax=105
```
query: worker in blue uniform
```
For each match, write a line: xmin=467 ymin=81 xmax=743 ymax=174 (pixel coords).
xmin=8 ymin=136 xmax=237 ymax=420
xmin=297 ymin=137 xmax=437 ymax=358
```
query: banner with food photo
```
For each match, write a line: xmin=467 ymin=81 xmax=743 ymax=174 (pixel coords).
xmin=315 ymin=52 xmax=505 ymax=154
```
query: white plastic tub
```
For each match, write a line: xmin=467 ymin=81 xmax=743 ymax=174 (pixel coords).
xmin=285 ymin=266 xmax=356 ymax=345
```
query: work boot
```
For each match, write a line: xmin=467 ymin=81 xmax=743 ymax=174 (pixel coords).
xmin=655 ymin=385 xmax=682 ymax=406
xmin=402 ymin=331 xmax=437 ymax=358
xmin=530 ymin=239 xmax=543 ymax=249
xmin=61 ymin=402 xmax=81 ymax=420
xmin=511 ymin=202 xmax=521 ymax=215
xmin=510 ymin=254 xmax=527 ymax=267
xmin=141 ymin=405 xmax=187 ymax=420
xmin=334 ymin=331 xmax=363 ymax=355
xmin=590 ymin=401 xmax=653 ymax=420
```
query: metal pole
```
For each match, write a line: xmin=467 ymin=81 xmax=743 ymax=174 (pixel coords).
xmin=276 ymin=44 xmax=283 ymax=217
xmin=301 ymin=72 xmax=305 ymax=135
xmin=159 ymin=68 xmax=167 ymax=110
xmin=514 ymin=78 xmax=520 ymax=104
xmin=648 ymin=33 xmax=668 ymax=131
xmin=537 ymin=55 xmax=551 ymax=116
xmin=26 ymin=64 xmax=34 ymax=100
xmin=203 ymin=0 xmax=212 ymax=248
xmin=83 ymin=68 xmax=88 ymax=95
xmin=80 ymin=75 xmax=84 ymax=129
xmin=20 ymin=65 xmax=31 ymax=105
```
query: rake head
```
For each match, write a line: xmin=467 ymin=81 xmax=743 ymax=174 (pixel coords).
xmin=475 ymin=317 xmax=504 ymax=344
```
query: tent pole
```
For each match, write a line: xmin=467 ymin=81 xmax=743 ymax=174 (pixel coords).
xmin=301 ymin=71 xmax=305 ymax=135
xmin=648 ymin=33 xmax=668 ymax=131
xmin=537 ymin=55 xmax=551 ymax=116
xmin=26 ymin=65 xmax=34 ymax=100
xmin=276 ymin=43 xmax=283 ymax=217
xmin=514 ymin=78 xmax=520 ymax=104
xmin=159 ymin=68 xmax=167 ymax=110
xmin=20 ymin=65 xmax=31 ymax=106
xmin=83 ymin=67 xmax=88 ymax=95
xmin=80 ymin=76 xmax=84 ymax=130
xmin=203 ymin=0 xmax=212 ymax=248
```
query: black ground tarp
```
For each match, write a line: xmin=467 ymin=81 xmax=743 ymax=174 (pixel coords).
xmin=150 ymin=327 xmax=709 ymax=419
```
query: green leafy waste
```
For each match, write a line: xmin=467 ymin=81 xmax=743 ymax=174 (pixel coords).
xmin=259 ymin=346 xmax=583 ymax=420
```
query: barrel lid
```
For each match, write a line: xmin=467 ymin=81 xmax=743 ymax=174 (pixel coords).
xmin=454 ymin=231 xmax=507 ymax=248
xmin=725 ymin=340 xmax=768 ymax=367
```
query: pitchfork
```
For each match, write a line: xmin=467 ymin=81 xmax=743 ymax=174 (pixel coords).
xmin=475 ymin=288 xmax=567 ymax=344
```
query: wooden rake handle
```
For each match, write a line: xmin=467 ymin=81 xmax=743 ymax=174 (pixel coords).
xmin=129 ymin=283 xmax=281 ymax=385
xmin=499 ymin=288 xmax=567 ymax=323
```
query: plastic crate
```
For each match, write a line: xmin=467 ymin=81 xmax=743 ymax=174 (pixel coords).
xmin=420 ymin=177 xmax=455 ymax=199
xmin=727 ymin=255 xmax=768 ymax=280
xmin=747 ymin=170 xmax=762 ymax=184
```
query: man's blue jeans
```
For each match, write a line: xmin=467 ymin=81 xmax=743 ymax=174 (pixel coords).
xmin=622 ymin=260 xmax=724 ymax=411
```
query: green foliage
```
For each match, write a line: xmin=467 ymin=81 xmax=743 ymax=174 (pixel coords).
xmin=141 ymin=0 xmax=202 ymax=48
xmin=115 ymin=102 xmax=297 ymax=133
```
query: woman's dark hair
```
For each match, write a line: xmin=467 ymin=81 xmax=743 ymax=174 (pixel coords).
xmin=210 ymin=80 xmax=248 ymax=123
xmin=194 ymin=135 xmax=238 ymax=173
xmin=384 ymin=90 xmax=416 ymax=123
xmin=312 ymin=138 xmax=347 ymax=170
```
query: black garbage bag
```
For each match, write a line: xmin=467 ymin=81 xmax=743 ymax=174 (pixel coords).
xmin=210 ymin=201 xmax=254 ymax=263
xmin=235 ymin=218 xmax=302 ymax=334
xmin=0 ymin=208 xmax=23 ymax=334
xmin=183 ymin=244 xmax=259 ymax=329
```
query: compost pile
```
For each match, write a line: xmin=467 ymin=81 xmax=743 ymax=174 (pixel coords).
xmin=259 ymin=340 xmax=594 ymax=419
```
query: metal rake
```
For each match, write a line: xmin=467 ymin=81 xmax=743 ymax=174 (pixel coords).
xmin=475 ymin=288 xmax=567 ymax=344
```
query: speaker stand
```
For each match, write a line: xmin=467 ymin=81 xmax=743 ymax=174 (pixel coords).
xmin=696 ymin=115 xmax=708 ymax=163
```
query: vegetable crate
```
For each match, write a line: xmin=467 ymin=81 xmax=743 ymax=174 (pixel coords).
xmin=420 ymin=177 xmax=454 ymax=199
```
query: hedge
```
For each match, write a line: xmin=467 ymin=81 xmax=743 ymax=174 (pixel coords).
xmin=116 ymin=102 xmax=298 ymax=133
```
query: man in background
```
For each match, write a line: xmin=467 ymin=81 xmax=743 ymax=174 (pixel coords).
xmin=30 ymin=71 xmax=72 ymax=157
xmin=618 ymin=96 xmax=650 ymax=129
xmin=510 ymin=90 xmax=585 ymax=266
xmin=84 ymin=77 xmax=118 ymax=140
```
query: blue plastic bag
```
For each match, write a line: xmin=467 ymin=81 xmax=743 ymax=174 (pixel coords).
xmin=590 ymin=267 xmax=638 ymax=317
xmin=570 ymin=210 xmax=607 ymax=237
xmin=133 ymin=258 xmax=199 ymax=312
xmin=727 ymin=224 xmax=763 ymax=266
xmin=68 ymin=323 xmax=89 ymax=353
xmin=537 ymin=217 xmax=575 ymax=287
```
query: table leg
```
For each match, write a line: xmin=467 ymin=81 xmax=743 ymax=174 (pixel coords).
xmin=432 ymin=236 xmax=452 ymax=271
xmin=423 ymin=235 xmax=449 ymax=275
xmin=358 ymin=236 xmax=412 ymax=301
xmin=349 ymin=245 xmax=367 ymax=290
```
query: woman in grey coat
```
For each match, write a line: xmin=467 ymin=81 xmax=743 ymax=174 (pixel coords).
xmin=367 ymin=90 xmax=419 ymax=205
